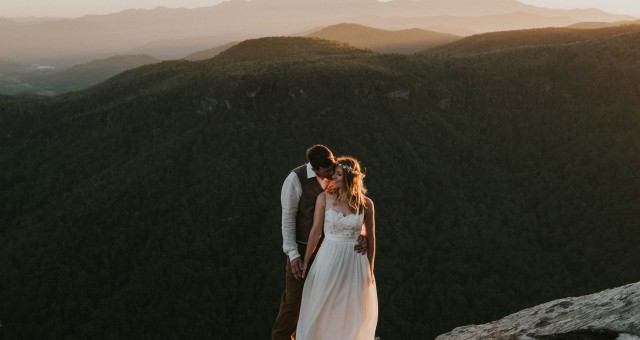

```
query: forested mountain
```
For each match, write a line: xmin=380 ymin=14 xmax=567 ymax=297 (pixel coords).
xmin=307 ymin=23 xmax=460 ymax=54
xmin=213 ymin=36 xmax=368 ymax=62
xmin=1 ymin=29 xmax=640 ymax=339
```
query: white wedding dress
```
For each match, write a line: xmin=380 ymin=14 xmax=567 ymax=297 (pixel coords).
xmin=295 ymin=207 xmax=378 ymax=339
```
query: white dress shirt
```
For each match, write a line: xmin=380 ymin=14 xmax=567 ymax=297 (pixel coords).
xmin=281 ymin=163 xmax=329 ymax=261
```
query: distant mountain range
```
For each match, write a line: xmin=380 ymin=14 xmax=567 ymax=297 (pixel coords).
xmin=5 ymin=21 xmax=640 ymax=96
xmin=0 ymin=0 xmax=634 ymax=64
xmin=3 ymin=21 xmax=463 ymax=96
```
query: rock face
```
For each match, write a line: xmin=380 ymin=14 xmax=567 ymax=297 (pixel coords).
xmin=436 ymin=282 xmax=640 ymax=340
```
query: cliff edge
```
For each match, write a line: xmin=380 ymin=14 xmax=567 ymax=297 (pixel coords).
xmin=436 ymin=281 xmax=640 ymax=340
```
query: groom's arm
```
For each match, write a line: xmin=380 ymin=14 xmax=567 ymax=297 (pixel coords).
xmin=354 ymin=211 xmax=368 ymax=254
xmin=281 ymin=172 xmax=302 ymax=261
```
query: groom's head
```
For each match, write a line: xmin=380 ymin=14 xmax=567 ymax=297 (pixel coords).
xmin=307 ymin=144 xmax=335 ymax=180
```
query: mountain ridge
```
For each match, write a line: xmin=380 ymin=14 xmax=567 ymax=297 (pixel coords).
xmin=423 ymin=24 xmax=640 ymax=56
xmin=210 ymin=36 xmax=371 ymax=63
xmin=307 ymin=23 xmax=460 ymax=54
xmin=568 ymin=20 xmax=640 ymax=29
xmin=0 ymin=0 xmax=633 ymax=63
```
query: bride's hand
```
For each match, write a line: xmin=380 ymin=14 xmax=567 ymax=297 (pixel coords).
xmin=301 ymin=262 xmax=309 ymax=279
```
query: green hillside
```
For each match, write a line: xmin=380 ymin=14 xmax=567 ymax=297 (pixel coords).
xmin=1 ymin=32 xmax=640 ymax=339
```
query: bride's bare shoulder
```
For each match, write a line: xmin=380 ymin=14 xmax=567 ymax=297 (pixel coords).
xmin=364 ymin=196 xmax=374 ymax=209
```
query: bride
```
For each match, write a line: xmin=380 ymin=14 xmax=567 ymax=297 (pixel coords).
xmin=296 ymin=156 xmax=378 ymax=339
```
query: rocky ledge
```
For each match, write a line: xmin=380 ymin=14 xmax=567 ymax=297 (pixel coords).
xmin=436 ymin=281 xmax=640 ymax=340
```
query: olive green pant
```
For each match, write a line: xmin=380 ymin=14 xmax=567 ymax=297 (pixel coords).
xmin=271 ymin=244 xmax=316 ymax=340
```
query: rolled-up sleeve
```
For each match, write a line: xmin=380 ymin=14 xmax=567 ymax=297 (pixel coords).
xmin=281 ymin=172 xmax=302 ymax=261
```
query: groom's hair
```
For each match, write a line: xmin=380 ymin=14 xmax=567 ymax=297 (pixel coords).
xmin=307 ymin=144 xmax=335 ymax=169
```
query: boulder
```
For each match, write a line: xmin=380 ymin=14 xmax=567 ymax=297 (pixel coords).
xmin=436 ymin=282 xmax=640 ymax=340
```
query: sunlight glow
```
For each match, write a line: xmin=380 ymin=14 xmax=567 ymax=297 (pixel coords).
xmin=2 ymin=0 xmax=640 ymax=18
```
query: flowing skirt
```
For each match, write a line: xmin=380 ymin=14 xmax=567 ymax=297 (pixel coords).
xmin=296 ymin=236 xmax=378 ymax=340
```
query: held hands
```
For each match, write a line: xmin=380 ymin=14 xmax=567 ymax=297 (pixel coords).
xmin=290 ymin=257 xmax=309 ymax=280
xmin=354 ymin=235 xmax=368 ymax=255
xmin=290 ymin=258 xmax=304 ymax=280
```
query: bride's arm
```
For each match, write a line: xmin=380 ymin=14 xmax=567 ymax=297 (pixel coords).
xmin=363 ymin=197 xmax=376 ymax=275
xmin=301 ymin=192 xmax=326 ymax=278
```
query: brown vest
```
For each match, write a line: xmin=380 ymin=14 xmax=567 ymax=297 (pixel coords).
xmin=293 ymin=165 xmax=324 ymax=243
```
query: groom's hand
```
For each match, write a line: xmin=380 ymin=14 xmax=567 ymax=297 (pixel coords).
xmin=290 ymin=258 xmax=304 ymax=280
xmin=354 ymin=235 xmax=368 ymax=255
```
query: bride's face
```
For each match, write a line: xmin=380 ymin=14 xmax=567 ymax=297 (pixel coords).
xmin=332 ymin=166 xmax=344 ymax=189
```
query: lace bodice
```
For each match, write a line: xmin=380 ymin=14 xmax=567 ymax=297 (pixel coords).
xmin=324 ymin=209 xmax=364 ymax=239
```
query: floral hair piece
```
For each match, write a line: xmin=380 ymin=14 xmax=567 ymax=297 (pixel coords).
xmin=337 ymin=163 xmax=360 ymax=175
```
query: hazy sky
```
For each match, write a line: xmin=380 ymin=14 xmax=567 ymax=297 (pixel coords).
xmin=2 ymin=0 xmax=640 ymax=18
xmin=517 ymin=0 xmax=640 ymax=17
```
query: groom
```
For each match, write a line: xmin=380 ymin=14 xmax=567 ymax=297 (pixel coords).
xmin=272 ymin=144 xmax=365 ymax=340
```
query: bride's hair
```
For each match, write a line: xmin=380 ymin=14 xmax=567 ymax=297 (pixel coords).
xmin=330 ymin=156 xmax=367 ymax=213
